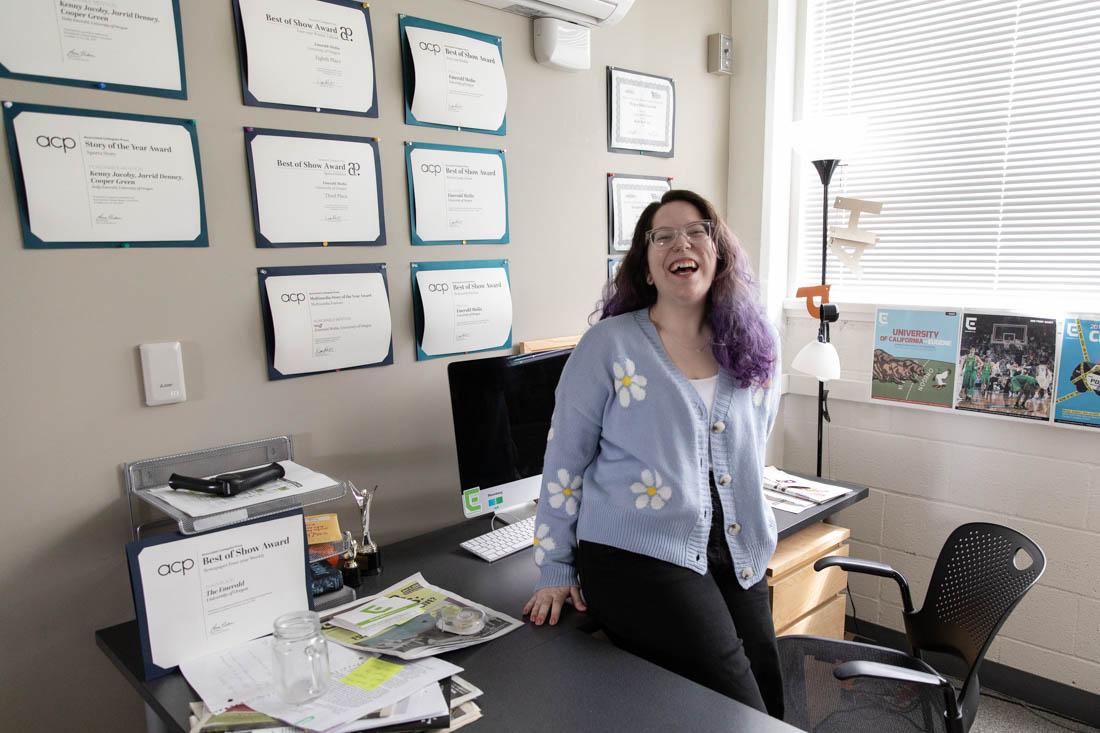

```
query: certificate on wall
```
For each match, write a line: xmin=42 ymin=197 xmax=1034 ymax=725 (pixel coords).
xmin=1054 ymin=316 xmax=1100 ymax=429
xmin=258 ymin=264 xmax=393 ymax=380
xmin=607 ymin=173 xmax=671 ymax=252
xmin=126 ymin=512 xmax=310 ymax=680
xmin=233 ymin=0 xmax=377 ymax=116
xmin=411 ymin=260 xmax=512 ymax=360
xmin=3 ymin=102 xmax=207 ymax=248
xmin=607 ymin=67 xmax=675 ymax=157
xmin=870 ymin=307 xmax=961 ymax=410
xmin=0 ymin=0 xmax=186 ymax=98
xmin=245 ymin=128 xmax=385 ymax=247
xmin=405 ymin=142 xmax=508 ymax=245
xmin=400 ymin=15 xmax=507 ymax=135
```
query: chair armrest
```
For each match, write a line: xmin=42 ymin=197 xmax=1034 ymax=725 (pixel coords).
xmin=814 ymin=556 xmax=915 ymax=613
xmin=834 ymin=661 xmax=962 ymax=731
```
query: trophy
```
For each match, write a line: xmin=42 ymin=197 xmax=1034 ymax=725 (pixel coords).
xmin=349 ymin=482 xmax=382 ymax=576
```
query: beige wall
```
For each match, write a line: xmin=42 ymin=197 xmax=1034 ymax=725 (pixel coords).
xmin=0 ymin=1 xmax=733 ymax=728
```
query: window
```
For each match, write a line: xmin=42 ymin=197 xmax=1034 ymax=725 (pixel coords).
xmin=794 ymin=0 xmax=1100 ymax=310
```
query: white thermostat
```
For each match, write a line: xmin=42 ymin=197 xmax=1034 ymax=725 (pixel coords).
xmin=139 ymin=342 xmax=187 ymax=406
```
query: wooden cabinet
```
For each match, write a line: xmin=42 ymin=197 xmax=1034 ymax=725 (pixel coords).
xmin=768 ymin=522 xmax=850 ymax=639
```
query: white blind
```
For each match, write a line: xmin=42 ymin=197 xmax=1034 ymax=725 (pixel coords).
xmin=796 ymin=0 xmax=1100 ymax=310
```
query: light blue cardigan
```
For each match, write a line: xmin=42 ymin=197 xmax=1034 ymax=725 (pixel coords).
xmin=533 ymin=308 xmax=781 ymax=590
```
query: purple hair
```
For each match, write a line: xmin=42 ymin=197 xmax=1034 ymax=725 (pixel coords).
xmin=597 ymin=189 xmax=776 ymax=388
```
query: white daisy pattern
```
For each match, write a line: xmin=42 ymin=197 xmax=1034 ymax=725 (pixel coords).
xmin=547 ymin=425 xmax=554 ymax=442
xmin=630 ymin=469 xmax=673 ymax=510
xmin=752 ymin=386 xmax=765 ymax=407
xmin=547 ymin=468 xmax=582 ymax=515
xmin=533 ymin=523 xmax=556 ymax=566
xmin=613 ymin=358 xmax=648 ymax=407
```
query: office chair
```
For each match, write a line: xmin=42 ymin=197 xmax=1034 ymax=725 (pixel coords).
xmin=778 ymin=522 xmax=1045 ymax=733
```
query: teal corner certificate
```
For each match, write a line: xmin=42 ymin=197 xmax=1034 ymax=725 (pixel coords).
xmin=3 ymin=102 xmax=207 ymax=248
xmin=404 ymin=142 xmax=508 ymax=245
xmin=411 ymin=260 xmax=512 ymax=361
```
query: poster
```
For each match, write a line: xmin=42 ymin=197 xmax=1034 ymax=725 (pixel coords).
xmin=871 ymin=308 xmax=960 ymax=409
xmin=608 ymin=173 xmax=670 ymax=252
xmin=411 ymin=260 xmax=512 ymax=360
xmin=401 ymin=16 xmax=506 ymax=134
xmin=258 ymin=264 xmax=393 ymax=380
xmin=234 ymin=0 xmax=377 ymax=116
xmin=954 ymin=312 xmax=1057 ymax=421
xmin=246 ymin=128 xmax=384 ymax=247
xmin=1054 ymin=317 xmax=1100 ymax=429
xmin=405 ymin=142 xmax=508 ymax=244
xmin=607 ymin=67 xmax=675 ymax=157
xmin=0 ymin=0 xmax=185 ymax=97
xmin=3 ymin=102 xmax=206 ymax=248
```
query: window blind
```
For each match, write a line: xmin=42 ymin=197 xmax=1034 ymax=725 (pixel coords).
xmin=795 ymin=0 xmax=1100 ymax=310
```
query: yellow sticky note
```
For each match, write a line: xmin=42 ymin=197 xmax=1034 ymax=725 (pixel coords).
xmin=341 ymin=658 xmax=403 ymax=691
xmin=304 ymin=513 xmax=342 ymax=544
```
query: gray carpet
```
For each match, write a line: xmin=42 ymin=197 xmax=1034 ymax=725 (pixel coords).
xmin=974 ymin=692 xmax=1098 ymax=733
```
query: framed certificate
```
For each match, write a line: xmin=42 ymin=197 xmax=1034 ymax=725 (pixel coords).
xmin=232 ymin=0 xmax=378 ymax=117
xmin=400 ymin=15 xmax=507 ymax=135
xmin=404 ymin=142 xmax=509 ymax=245
xmin=411 ymin=260 xmax=512 ymax=361
xmin=245 ymin=128 xmax=385 ymax=247
xmin=0 ymin=0 xmax=187 ymax=98
xmin=607 ymin=173 xmax=671 ymax=252
xmin=3 ymin=102 xmax=207 ymax=248
xmin=607 ymin=67 xmax=675 ymax=158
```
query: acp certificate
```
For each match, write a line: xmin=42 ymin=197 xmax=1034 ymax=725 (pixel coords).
xmin=128 ymin=513 xmax=309 ymax=674
xmin=0 ymin=0 xmax=184 ymax=95
xmin=609 ymin=174 xmax=671 ymax=252
xmin=266 ymin=272 xmax=392 ymax=376
xmin=248 ymin=131 xmax=383 ymax=246
xmin=6 ymin=104 xmax=203 ymax=246
xmin=405 ymin=22 xmax=507 ymax=132
xmin=416 ymin=266 xmax=512 ymax=357
xmin=608 ymin=67 xmax=675 ymax=157
xmin=408 ymin=145 xmax=507 ymax=243
xmin=237 ymin=0 xmax=376 ymax=114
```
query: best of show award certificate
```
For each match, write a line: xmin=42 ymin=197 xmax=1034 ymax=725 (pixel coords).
xmin=237 ymin=0 xmax=376 ymax=114
xmin=6 ymin=104 xmax=203 ymax=246
xmin=130 ymin=514 xmax=309 ymax=673
xmin=416 ymin=266 xmax=512 ymax=357
xmin=405 ymin=23 xmax=506 ymax=132
xmin=248 ymin=131 xmax=383 ymax=246
xmin=0 ymin=0 xmax=183 ymax=95
xmin=608 ymin=67 xmax=675 ymax=156
xmin=408 ymin=145 xmax=507 ymax=243
xmin=266 ymin=272 xmax=392 ymax=375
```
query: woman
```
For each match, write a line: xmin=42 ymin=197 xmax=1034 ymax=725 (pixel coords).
xmin=522 ymin=190 xmax=784 ymax=718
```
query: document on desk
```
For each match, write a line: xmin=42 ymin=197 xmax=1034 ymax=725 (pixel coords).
xmin=146 ymin=460 xmax=337 ymax=518
xmin=321 ymin=572 xmax=522 ymax=660
xmin=181 ymin=635 xmax=461 ymax=730
xmin=763 ymin=466 xmax=851 ymax=505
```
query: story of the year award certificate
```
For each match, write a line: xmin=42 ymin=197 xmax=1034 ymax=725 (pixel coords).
xmin=3 ymin=102 xmax=206 ymax=248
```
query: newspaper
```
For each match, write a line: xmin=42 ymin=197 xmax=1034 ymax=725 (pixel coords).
xmin=321 ymin=573 xmax=522 ymax=660
xmin=763 ymin=466 xmax=851 ymax=505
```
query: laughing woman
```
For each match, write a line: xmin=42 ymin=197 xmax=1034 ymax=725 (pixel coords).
xmin=522 ymin=189 xmax=784 ymax=718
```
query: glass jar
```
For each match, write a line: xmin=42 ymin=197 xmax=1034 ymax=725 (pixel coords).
xmin=271 ymin=610 xmax=331 ymax=704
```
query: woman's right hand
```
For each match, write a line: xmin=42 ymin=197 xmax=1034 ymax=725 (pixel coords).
xmin=522 ymin=585 xmax=586 ymax=626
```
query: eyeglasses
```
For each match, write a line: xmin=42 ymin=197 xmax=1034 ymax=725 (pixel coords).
xmin=645 ymin=220 xmax=715 ymax=249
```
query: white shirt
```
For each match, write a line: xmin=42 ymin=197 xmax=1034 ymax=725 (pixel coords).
xmin=689 ymin=374 xmax=719 ymax=417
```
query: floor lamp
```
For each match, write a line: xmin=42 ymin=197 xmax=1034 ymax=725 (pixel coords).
xmin=790 ymin=117 xmax=864 ymax=477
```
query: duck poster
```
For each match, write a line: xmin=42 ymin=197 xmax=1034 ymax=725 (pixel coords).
xmin=871 ymin=308 xmax=961 ymax=409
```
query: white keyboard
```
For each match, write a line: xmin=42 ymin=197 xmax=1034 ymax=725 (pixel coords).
xmin=460 ymin=515 xmax=536 ymax=562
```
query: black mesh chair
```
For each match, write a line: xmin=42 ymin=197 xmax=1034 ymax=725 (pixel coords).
xmin=779 ymin=522 xmax=1045 ymax=733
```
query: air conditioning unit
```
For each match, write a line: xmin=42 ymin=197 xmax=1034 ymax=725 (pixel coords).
xmin=466 ymin=0 xmax=634 ymax=28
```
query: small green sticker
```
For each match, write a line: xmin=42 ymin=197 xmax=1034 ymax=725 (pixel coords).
xmin=463 ymin=487 xmax=481 ymax=513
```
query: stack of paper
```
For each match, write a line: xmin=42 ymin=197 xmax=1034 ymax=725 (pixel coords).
xmin=763 ymin=467 xmax=851 ymax=505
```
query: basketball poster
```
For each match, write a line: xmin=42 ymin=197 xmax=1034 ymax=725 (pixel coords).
xmin=1054 ymin=317 xmax=1100 ymax=429
xmin=954 ymin=312 xmax=1057 ymax=421
xmin=871 ymin=308 xmax=960 ymax=408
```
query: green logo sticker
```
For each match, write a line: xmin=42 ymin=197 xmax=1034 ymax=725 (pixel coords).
xmin=463 ymin=487 xmax=481 ymax=514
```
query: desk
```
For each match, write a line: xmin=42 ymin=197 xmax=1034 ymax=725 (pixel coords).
xmin=97 ymin=486 xmax=866 ymax=733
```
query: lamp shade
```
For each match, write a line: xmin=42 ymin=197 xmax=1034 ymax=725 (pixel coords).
xmin=790 ymin=115 xmax=867 ymax=162
xmin=792 ymin=339 xmax=841 ymax=382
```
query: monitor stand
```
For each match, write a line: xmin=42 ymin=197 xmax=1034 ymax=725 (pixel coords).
xmin=495 ymin=500 xmax=538 ymax=525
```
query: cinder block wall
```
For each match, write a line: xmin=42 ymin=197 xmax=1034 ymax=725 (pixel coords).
xmin=781 ymin=308 xmax=1100 ymax=694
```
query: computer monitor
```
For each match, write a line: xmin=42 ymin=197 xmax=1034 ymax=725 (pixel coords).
xmin=447 ymin=349 xmax=571 ymax=523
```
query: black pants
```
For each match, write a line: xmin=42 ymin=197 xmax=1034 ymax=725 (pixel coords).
xmin=576 ymin=481 xmax=784 ymax=719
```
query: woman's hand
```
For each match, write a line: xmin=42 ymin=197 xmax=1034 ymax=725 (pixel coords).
xmin=523 ymin=586 xmax=587 ymax=626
